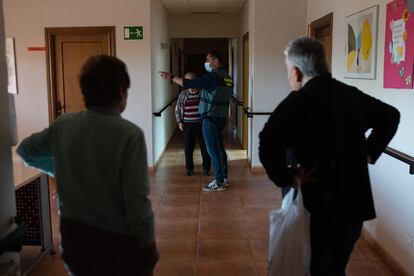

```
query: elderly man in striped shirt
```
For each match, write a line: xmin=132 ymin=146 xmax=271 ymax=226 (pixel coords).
xmin=175 ymin=72 xmax=211 ymax=176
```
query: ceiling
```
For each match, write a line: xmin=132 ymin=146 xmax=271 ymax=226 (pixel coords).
xmin=161 ymin=0 xmax=246 ymax=14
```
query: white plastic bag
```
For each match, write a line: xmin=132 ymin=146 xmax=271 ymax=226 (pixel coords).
xmin=268 ymin=189 xmax=311 ymax=276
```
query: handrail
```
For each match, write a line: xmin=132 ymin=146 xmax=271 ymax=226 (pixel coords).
xmin=231 ymin=94 xmax=244 ymax=106
xmin=235 ymin=98 xmax=413 ymax=175
xmin=384 ymin=147 xmax=414 ymax=175
xmin=153 ymin=96 xmax=178 ymax=117
xmin=244 ymin=106 xmax=272 ymax=118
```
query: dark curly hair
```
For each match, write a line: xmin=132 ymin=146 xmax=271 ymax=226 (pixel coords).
xmin=80 ymin=55 xmax=130 ymax=108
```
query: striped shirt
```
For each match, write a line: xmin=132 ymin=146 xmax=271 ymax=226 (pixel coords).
xmin=183 ymin=93 xmax=201 ymax=122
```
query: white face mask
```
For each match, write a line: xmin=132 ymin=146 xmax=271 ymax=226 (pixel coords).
xmin=204 ymin=62 xmax=213 ymax=72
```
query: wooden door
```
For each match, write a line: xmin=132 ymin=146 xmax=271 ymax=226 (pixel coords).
xmin=242 ymin=33 xmax=249 ymax=150
xmin=308 ymin=13 xmax=333 ymax=71
xmin=46 ymin=27 xmax=115 ymax=121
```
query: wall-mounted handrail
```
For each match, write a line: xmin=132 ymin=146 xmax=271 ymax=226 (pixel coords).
xmin=153 ymin=96 xmax=178 ymax=117
xmin=234 ymin=100 xmax=413 ymax=175
xmin=232 ymin=94 xmax=244 ymax=106
xmin=243 ymin=106 xmax=273 ymax=118
xmin=384 ymin=147 xmax=414 ymax=175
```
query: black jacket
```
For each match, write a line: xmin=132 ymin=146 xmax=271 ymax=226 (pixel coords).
xmin=259 ymin=74 xmax=400 ymax=221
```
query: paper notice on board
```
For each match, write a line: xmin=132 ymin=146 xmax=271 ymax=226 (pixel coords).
xmin=391 ymin=19 xmax=406 ymax=63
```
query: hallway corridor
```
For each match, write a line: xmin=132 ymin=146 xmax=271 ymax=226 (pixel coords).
xmin=21 ymin=131 xmax=399 ymax=276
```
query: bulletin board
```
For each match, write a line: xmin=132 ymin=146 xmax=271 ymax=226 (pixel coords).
xmin=384 ymin=0 xmax=414 ymax=89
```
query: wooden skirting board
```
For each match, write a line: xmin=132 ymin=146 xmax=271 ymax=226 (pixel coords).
xmin=362 ymin=228 xmax=410 ymax=276
xmin=148 ymin=131 xmax=177 ymax=174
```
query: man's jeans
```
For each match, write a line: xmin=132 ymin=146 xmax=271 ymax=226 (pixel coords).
xmin=202 ymin=117 xmax=228 ymax=183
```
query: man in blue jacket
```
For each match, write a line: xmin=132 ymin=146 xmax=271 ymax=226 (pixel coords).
xmin=160 ymin=51 xmax=233 ymax=192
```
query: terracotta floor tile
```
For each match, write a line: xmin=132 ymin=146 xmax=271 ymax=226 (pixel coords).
xmin=154 ymin=261 xmax=196 ymax=276
xmin=236 ymin=186 xmax=280 ymax=197
xmin=160 ymin=195 xmax=200 ymax=208
xmin=156 ymin=239 xmax=197 ymax=262
xmin=200 ymin=206 xmax=243 ymax=221
xmin=243 ymin=206 xmax=274 ymax=220
xmin=201 ymin=194 xmax=242 ymax=208
xmin=198 ymin=239 xmax=253 ymax=262
xmin=241 ymin=195 xmax=280 ymax=207
xmin=245 ymin=219 xmax=269 ymax=240
xmin=157 ymin=206 xmax=200 ymax=220
xmin=28 ymin=258 xmax=67 ymax=276
xmin=249 ymin=239 xmax=269 ymax=261
xmin=255 ymin=261 xmax=269 ymax=276
xmin=199 ymin=220 xmax=247 ymax=239
xmin=150 ymin=184 xmax=168 ymax=195
xmin=197 ymin=261 xmax=258 ymax=276
xmin=155 ymin=219 xmax=199 ymax=239
xmin=164 ymin=185 xmax=201 ymax=196
xmin=346 ymin=261 xmax=381 ymax=276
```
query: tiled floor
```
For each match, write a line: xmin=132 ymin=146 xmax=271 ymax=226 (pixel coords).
xmin=20 ymin=130 xmax=399 ymax=275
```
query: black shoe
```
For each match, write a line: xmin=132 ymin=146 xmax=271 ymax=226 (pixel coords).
xmin=203 ymin=170 xmax=210 ymax=176
xmin=186 ymin=171 xmax=193 ymax=176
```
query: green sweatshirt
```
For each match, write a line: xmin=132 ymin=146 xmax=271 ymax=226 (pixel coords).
xmin=17 ymin=108 xmax=154 ymax=246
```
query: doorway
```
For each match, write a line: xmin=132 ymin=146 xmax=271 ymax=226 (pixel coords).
xmin=45 ymin=27 xmax=116 ymax=121
xmin=308 ymin=13 xmax=333 ymax=71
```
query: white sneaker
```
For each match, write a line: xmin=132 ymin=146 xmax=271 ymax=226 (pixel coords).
xmin=202 ymin=179 xmax=227 ymax=192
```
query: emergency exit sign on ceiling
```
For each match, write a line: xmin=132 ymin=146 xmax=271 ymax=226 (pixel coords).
xmin=124 ymin=26 xmax=143 ymax=40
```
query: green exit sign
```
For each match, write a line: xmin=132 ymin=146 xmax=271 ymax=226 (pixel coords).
xmin=124 ymin=26 xmax=143 ymax=40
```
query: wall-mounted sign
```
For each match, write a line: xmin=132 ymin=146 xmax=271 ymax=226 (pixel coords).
xmin=124 ymin=26 xmax=143 ymax=40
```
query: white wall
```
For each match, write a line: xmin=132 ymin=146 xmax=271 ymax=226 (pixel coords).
xmin=307 ymin=0 xmax=414 ymax=274
xmin=151 ymin=0 xmax=176 ymax=164
xmin=249 ymin=0 xmax=307 ymax=166
xmin=0 ymin=0 xmax=19 ymax=267
xmin=169 ymin=13 xmax=240 ymax=38
xmin=3 ymin=0 xmax=155 ymax=164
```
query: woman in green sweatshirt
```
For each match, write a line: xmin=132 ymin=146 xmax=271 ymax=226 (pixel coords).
xmin=17 ymin=55 xmax=158 ymax=276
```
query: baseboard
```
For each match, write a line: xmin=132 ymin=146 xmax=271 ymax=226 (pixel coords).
xmin=149 ymin=130 xmax=177 ymax=174
xmin=148 ymin=148 xmax=165 ymax=174
xmin=361 ymin=228 xmax=410 ymax=276
xmin=250 ymin=165 xmax=266 ymax=173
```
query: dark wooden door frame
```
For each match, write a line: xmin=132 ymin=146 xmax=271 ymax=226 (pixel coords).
xmin=308 ymin=13 xmax=333 ymax=70
xmin=242 ymin=32 xmax=249 ymax=150
xmin=308 ymin=12 xmax=333 ymax=37
xmin=45 ymin=26 xmax=116 ymax=123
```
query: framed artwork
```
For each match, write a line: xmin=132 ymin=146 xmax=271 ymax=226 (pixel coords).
xmin=345 ymin=5 xmax=379 ymax=79
xmin=6 ymin=37 xmax=18 ymax=94
xmin=383 ymin=0 xmax=414 ymax=89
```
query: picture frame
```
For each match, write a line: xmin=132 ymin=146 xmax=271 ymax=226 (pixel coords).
xmin=6 ymin=37 xmax=18 ymax=94
xmin=345 ymin=5 xmax=379 ymax=79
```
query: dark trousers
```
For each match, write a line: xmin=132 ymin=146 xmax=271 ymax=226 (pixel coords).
xmin=310 ymin=214 xmax=363 ymax=276
xmin=183 ymin=121 xmax=211 ymax=173
xmin=60 ymin=217 xmax=159 ymax=276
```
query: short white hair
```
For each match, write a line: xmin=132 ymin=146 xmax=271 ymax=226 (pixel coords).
xmin=284 ymin=36 xmax=329 ymax=77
